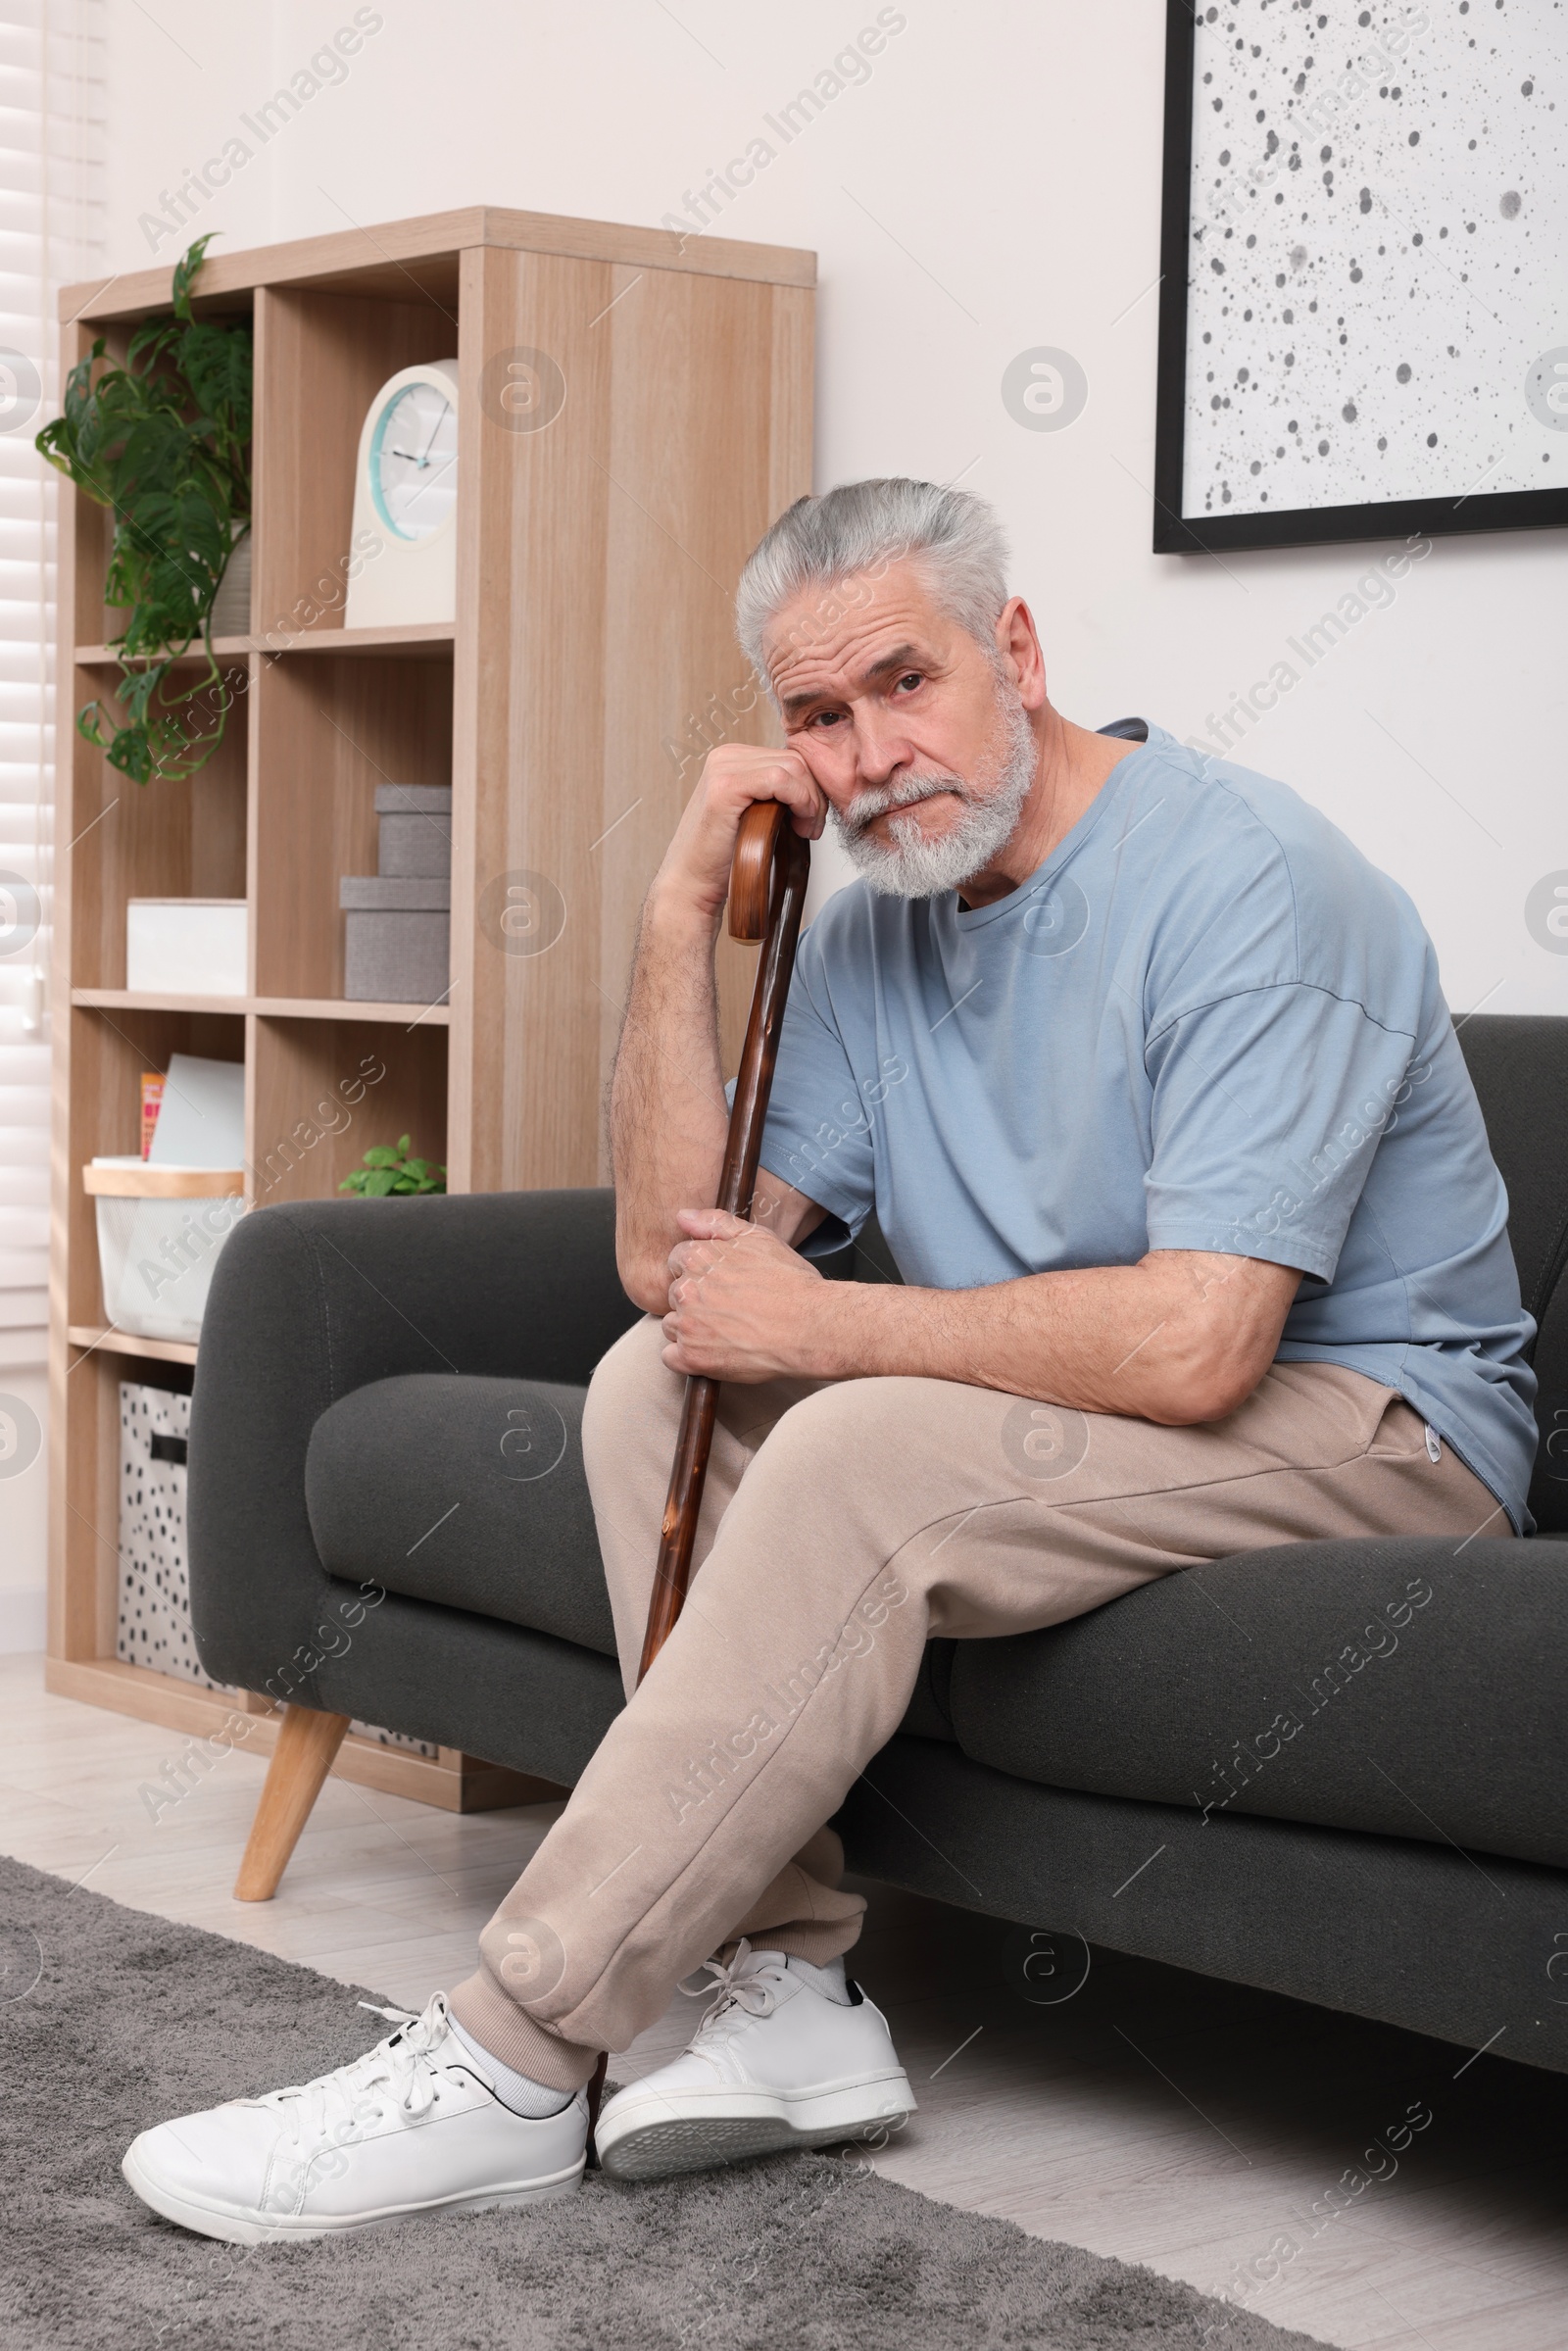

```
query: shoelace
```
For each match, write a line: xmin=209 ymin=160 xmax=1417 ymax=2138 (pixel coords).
xmin=679 ymin=1938 xmax=792 ymax=2044
xmin=244 ymin=1993 xmax=450 ymax=2154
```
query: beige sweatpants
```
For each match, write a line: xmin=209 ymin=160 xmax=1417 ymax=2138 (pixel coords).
xmin=449 ymin=1314 xmax=1506 ymax=2090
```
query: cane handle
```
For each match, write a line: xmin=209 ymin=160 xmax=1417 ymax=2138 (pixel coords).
xmin=728 ymin=797 xmax=794 ymax=942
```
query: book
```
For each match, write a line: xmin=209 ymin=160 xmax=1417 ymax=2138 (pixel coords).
xmin=145 ymin=1053 xmax=244 ymax=1169
xmin=140 ymin=1072 xmax=164 ymax=1161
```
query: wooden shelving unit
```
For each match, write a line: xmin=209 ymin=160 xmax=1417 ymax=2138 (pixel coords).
xmin=71 ymin=991 xmax=452 ymax=1023
xmin=74 ymin=622 xmax=457 ymax=664
xmin=47 ymin=206 xmax=815 ymax=1807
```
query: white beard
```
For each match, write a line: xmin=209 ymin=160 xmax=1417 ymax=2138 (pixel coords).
xmin=832 ymin=689 xmax=1038 ymax=900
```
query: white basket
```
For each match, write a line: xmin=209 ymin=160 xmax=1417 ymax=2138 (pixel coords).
xmin=86 ymin=1159 xmax=246 ymax=1345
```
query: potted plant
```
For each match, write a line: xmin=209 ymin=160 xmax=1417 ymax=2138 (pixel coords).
xmin=35 ymin=233 xmax=252 ymax=783
xmin=338 ymin=1136 xmax=447 ymax=1198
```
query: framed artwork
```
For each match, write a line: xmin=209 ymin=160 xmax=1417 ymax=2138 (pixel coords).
xmin=1153 ymin=0 xmax=1568 ymax=553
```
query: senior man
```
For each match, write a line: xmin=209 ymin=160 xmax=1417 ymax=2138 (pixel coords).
xmin=125 ymin=479 xmax=1535 ymax=2242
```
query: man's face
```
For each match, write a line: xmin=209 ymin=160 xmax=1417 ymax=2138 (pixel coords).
xmin=762 ymin=561 xmax=1040 ymax=898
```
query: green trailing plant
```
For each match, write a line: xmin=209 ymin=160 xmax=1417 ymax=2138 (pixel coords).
xmin=35 ymin=233 xmax=252 ymax=784
xmin=339 ymin=1135 xmax=448 ymax=1198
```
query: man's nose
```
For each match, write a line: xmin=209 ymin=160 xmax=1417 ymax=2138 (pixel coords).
xmin=853 ymin=711 xmax=912 ymax=791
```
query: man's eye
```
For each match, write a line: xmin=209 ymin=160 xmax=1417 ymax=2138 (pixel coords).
xmin=894 ymin=671 xmax=922 ymax=693
xmin=808 ymin=709 xmax=843 ymax=729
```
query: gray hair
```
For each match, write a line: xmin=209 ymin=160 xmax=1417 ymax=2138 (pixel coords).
xmin=734 ymin=477 xmax=1011 ymax=686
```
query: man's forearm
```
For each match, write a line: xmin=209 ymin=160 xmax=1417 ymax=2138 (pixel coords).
xmin=610 ymin=886 xmax=730 ymax=1307
xmin=798 ymin=1251 xmax=1298 ymax=1427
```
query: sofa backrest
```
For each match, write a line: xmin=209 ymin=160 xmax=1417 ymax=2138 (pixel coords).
xmin=1455 ymin=1015 xmax=1568 ymax=1529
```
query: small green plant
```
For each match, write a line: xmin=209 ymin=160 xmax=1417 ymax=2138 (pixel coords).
xmin=35 ymin=232 xmax=252 ymax=784
xmin=339 ymin=1135 xmax=447 ymax=1198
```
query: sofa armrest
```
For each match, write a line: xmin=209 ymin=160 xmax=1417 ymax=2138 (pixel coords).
xmin=187 ymin=1188 xmax=637 ymax=1690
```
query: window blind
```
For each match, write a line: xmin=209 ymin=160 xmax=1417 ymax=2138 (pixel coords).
xmin=0 ymin=0 xmax=102 ymax=1363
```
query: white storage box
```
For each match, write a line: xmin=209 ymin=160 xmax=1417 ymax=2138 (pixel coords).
xmin=126 ymin=898 xmax=248 ymax=997
xmin=86 ymin=1159 xmax=246 ymax=1345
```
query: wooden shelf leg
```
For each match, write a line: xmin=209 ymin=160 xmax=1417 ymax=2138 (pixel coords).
xmin=234 ymin=1704 xmax=352 ymax=1901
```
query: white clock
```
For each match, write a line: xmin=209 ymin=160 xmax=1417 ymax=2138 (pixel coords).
xmin=344 ymin=358 xmax=460 ymax=628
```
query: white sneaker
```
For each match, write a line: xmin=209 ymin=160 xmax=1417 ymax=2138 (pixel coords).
xmin=595 ymin=1941 xmax=914 ymax=2180
xmin=122 ymin=1993 xmax=587 ymax=2244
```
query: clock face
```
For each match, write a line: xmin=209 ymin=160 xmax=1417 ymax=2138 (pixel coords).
xmin=369 ymin=379 xmax=458 ymax=542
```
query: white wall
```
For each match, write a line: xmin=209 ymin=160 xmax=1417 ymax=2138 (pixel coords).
xmin=96 ymin=0 xmax=1566 ymax=1014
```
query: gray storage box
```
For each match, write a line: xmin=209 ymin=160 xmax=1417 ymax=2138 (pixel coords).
xmin=340 ymin=873 xmax=451 ymax=1005
xmin=375 ymin=782 xmax=453 ymax=879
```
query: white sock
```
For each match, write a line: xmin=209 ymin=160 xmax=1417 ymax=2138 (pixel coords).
xmin=785 ymin=1952 xmax=852 ymax=2006
xmin=444 ymin=2013 xmax=574 ymax=2117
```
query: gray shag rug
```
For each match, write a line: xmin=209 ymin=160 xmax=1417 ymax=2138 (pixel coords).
xmin=1 ymin=1853 xmax=1328 ymax=2351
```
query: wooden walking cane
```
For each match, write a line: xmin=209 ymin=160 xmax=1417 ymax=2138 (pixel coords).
xmin=638 ymin=796 xmax=813 ymax=1681
xmin=584 ymin=797 xmax=811 ymax=2149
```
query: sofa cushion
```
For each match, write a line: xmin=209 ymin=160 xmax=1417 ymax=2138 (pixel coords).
xmin=948 ymin=1537 xmax=1566 ymax=1869
xmin=899 ymin=1639 xmax=957 ymax=1742
xmin=304 ymin=1371 xmax=963 ymax=1747
xmin=305 ymin=1374 xmax=617 ymax=1656
xmin=1455 ymin=1015 xmax=1568 ymax=1531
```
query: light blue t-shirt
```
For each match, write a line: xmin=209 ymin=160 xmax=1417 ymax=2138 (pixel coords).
xmin=757 ymin=721 xmax=1538 ymax=1532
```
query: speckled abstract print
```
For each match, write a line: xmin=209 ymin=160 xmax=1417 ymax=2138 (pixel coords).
xmin=1183 ymin=1 xmax=1567 ymax=518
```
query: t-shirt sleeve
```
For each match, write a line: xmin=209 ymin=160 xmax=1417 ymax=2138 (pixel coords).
xmin=747 ymin=930 xmax=880 ymax=1243
xmin=1143 ymin=983 xmax=1419 ymax=1281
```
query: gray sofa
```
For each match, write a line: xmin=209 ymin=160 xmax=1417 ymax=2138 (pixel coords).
xmin=188 ymin=1014 xmax=1568 ymax=2076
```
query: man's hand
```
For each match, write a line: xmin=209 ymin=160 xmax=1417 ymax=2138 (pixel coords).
xmin=655 ymin=742 xmax=826 ymax=926
xmin=661 ymin=1207 xmax=834 ymax=1382
xmin=608 ymin=734 xmax=830 ymax=1314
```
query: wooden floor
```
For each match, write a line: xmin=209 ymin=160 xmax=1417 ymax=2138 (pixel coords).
xmin=3 ymin=1652 xmax=1564 ymax=2349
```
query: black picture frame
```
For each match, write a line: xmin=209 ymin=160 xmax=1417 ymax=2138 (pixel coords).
xmin=1152 ymin=0 xmax=1568 ymax=555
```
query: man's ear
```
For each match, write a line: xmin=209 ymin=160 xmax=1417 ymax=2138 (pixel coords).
xmin=996 ymin=596 xmax=1047 ymax=709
